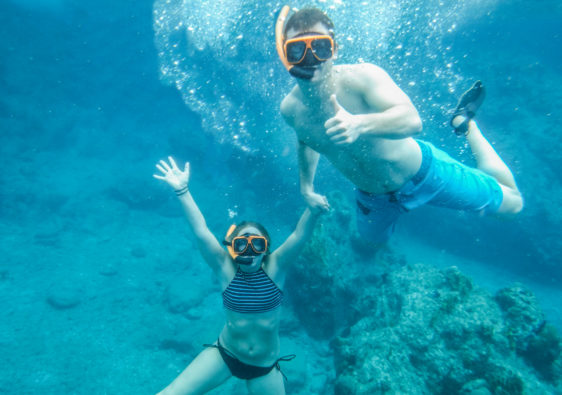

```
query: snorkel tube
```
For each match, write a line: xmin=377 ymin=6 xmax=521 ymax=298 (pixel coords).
xmin=224 ymin=224 xmax=239 ymax=260
xmin=276 ymin=5 xmax=316 ymax=80
xmin=275 ymin=5 xmax=292 ymax=72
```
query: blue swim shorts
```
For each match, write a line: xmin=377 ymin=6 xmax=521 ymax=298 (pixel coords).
xmin=355 ymin=140 xmax=503 ymax=244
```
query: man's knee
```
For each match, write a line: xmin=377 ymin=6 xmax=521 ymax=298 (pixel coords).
xmin=510 ymin=193 xmax=524 ymax=214
xmin=497 ymin=187 xmax=523 ymax=214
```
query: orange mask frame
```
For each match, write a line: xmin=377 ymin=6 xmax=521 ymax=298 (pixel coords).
xmin=223 ymin=224 xmax=268 ymax=260
xmin=283 ymin=34 xmax=335 ymax=65
xmin=231 ymin=236 xmax=268 ymax=255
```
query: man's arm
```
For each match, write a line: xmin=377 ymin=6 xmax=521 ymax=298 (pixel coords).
xmin=359 ymin=64 xmax=422 ymax=137
xmin=349 ymin=104 xmax=422 ymax=139
xmin=281 ymin=95 xmax=330 ymax=211
xmin=298 ymin=140 xmax=319 ymax=197
xmin=325 ymin=64 xmax=422 ymax=144
xmin=298 ymin=140 xmax=330 ymax=210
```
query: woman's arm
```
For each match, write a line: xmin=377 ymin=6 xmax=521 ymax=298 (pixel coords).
xmin=265 ymin=207 xmax=322 ymax=284
xmin=154 ymin=157 xmax=229 ymax=274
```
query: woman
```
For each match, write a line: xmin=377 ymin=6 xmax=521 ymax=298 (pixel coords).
xmin=153 ymin=156 xmax=322 ymax=395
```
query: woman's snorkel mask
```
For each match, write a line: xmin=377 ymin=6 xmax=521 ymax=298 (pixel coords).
xmin=223 ymin=224 xmax=269 ymax=265
xmin=275 ymin=5 xmax=335 ymax=80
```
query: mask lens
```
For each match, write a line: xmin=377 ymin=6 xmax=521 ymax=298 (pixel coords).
xmin=311 ymin=38 xmax=333 ymax=60
xmin=251 ymin=238 xmax=266 ymax=253
xmin=286 ymin=41 xmax=307 ymax=63
xmin=233 ymin=238 xmax=249 ymax=253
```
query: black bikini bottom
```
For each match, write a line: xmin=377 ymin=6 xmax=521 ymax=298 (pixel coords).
xmin=204 ymin=339 xmax=295 ymax=380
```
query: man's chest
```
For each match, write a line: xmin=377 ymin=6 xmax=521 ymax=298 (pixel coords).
xmin=294 ymin=117 xmax=330 ymax=151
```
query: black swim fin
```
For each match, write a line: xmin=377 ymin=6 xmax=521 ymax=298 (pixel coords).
xmin=450 ymin=80 xmax=486 ymax=135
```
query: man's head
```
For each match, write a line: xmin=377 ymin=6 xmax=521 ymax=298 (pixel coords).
xmin=284 ymin=8 xmax=335 ymax=39
xmin=277 ymin=7 xmax=336 ymax=80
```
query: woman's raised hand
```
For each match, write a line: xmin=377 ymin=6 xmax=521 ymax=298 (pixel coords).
xmin=153 ymin=156 xmax=190 ymax=192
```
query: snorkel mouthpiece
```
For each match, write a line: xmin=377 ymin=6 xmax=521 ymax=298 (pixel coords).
xmin=289 ymin=66 xmax=316 ymax=79
xmin=288 ymin=48 xmax=323 ymax=79
xmin=235 ymin=256 xmax=257 ymax=265
xmin=224 ymin=224 xmax=267 ymax=265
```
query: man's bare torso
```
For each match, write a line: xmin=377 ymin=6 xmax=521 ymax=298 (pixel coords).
xmin=283 ymin=64 xmax=422 ymax=194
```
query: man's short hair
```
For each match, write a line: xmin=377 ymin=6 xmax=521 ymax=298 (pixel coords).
xmin=284 ymin=8 xmax=335 ymax=38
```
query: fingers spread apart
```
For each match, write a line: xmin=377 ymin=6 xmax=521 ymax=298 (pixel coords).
xmin=155 ymin=163 xmax=167 ymax=175
xmin=159 ymin=160 xmax=172 ymax=172
xmin=168 ymin=156 xmax=179 ymax=171
xmin=324 ymin=116 xmax=343 ymax=130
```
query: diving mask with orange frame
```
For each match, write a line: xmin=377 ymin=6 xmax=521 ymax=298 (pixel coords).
xmin=223 ymin=224 xmax=268 ymax=263
xmin=275 ymin=5 xmax=335 ymax=79
xmin=284 ymin=34 xmax=335 ymax=64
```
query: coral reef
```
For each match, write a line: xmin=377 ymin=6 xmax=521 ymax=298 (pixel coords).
xmin=287 ymin=191 xmax=561 ymax=393
xmin=496 ymin=285 xmax=562 ymax=380
xmin=285 ymin=187 xmax=561 ymax=394
xmin=332 ymin=265 xmax=561 ymax=394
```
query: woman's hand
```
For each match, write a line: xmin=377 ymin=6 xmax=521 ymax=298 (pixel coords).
xmin=153 ymin=156 xmax=190 ymax=192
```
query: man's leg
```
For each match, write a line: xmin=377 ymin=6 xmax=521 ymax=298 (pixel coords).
xmin=450 ymin=81 xmax=523 ymax=215
xmin=452 ymin=117 xmax=523 ymax=214
xmin=356 ymin=190 xmax=404 ymax=246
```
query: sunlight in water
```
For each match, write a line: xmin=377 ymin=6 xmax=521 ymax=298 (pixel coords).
xmin=153 ymin=0 xmax=500 ymax=152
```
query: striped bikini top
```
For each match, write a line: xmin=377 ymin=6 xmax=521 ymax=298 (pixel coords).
xmin=222 ymin=267 xmax=283 ymax=314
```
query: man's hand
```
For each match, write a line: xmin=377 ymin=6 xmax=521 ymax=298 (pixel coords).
xmin=303 ymin=191 xmax=331 ymax=212
xmin=324 ymin=94 xmax=363 ymax=145
xmin=153 ymin=156 xmax=190 ymax=191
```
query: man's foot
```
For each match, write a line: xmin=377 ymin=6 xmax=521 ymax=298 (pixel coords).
xmin=450 ymin=80 xmax=486 ymax=135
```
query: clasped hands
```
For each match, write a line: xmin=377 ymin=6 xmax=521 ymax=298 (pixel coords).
xmin=303 ymin=190 xmax=331 ymax=214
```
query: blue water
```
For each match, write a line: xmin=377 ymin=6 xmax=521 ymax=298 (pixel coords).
xmin=1 ymin=0 xmax=561 ymax=393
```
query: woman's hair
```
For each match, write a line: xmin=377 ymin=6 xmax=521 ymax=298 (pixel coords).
xmin=284 ymin=7 xmax=335 ymax=38
xmin=230 ymin=221 xmax=271 ymax=253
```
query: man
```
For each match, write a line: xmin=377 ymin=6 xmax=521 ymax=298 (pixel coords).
xmin=276 ymin=7 xmax=523 ymax=245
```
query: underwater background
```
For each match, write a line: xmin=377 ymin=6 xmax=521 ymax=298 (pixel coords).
xmin=1 ymin=0 xmax=561 ymax=393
